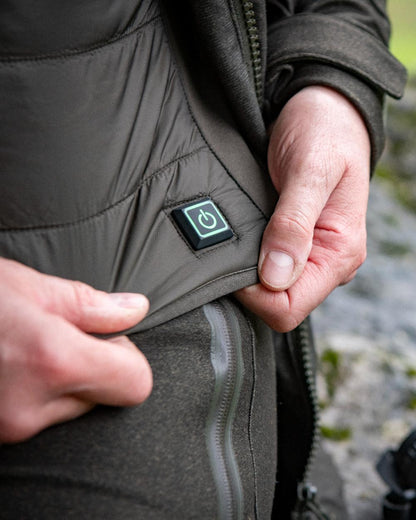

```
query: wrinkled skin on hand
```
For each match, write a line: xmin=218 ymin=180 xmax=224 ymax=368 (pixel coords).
xmin=0 ymin=258 xmax=152 ymax=443
xmin=236 ymin=86 xmax=370 ymax=332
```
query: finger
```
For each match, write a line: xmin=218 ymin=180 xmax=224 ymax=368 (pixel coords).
xmin=49 ymin=323 xmax=153 ymax=406
xmin=75 ymin=337 xmax=153 ymax=406
xmin=238 ymin=231 xmax=364 ymax=332
xmin=1 ymin=259 xmax=150 ymax=334
xmin=43 ymin=395 xmax=95 ymax=426
xmin=237 ymin=262 xmax=331 ymax=333
xmin=41 ymin=276 xmax=149 ymax=334
xmin=33 ymin=397 xmax=94 ymax=443
xmin=0 ymin=396 xmax=94 ymax=444
xmin=258 ymin=177 xmax=338 ymax=292
xmin=0 ymin=302 xmax=152 ymax=443
xmin=260 ymin=135 xmax=344 ymax=292
xmin=260 ymin=86 xmax=370 ymax=293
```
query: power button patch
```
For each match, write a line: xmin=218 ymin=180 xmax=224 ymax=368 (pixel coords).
xmin=172 ymin=198 xmax=233 ymax=250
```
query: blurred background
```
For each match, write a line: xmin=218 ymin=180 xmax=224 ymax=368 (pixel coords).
xmin=313 ymin=2 xmax=416 ymax=518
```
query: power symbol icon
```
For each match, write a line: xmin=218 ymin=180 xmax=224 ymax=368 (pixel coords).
xmin=198 ymin=209 xmax=217 ymax=230
xmin=172 ymin=198 xmax=233 ymax=250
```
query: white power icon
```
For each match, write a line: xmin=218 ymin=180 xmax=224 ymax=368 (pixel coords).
xmin=198 ymin=209 xmax=217 ymax=230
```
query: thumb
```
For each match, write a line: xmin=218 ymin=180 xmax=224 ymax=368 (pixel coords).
xmin=259 ymin=85 xmax=369 ymax=292
xmin=41 ymin=277 xmax=150 ymax=334
xmin=4 ymin=261 xmax=151 ymax=334
xmin=259 ymin=192 xmax=316 ymax=291
xmin=259 ymin=157 xmax=341 ymax=291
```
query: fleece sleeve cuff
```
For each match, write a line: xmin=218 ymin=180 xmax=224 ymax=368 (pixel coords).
xmin=264 ymin=13 xmax=407 ymax=167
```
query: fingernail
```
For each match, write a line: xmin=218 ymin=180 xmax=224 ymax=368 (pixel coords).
xmin=261 ymin=251 xmax=294 ymax=289
xmin=108 ymin=293 xmax=148 ymax=309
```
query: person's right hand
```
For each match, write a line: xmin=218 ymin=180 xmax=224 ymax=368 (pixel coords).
xmin=0 ymin=258 xmax=152 ymax=444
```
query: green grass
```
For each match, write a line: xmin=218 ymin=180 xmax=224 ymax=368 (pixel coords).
xmin=320 ymin=425 xmax=352 ymax=442
xmin=407 ymin=392 xmax=416 ymax=410
xmin=320 ymin=348 xmax=342 ymax=400
xmin=388 ymin=0 xmax=416 ymax=74
xmin=405 ymin=366 xmax=416 ymax=378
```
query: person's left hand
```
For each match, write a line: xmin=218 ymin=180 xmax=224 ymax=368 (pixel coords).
xmin=236 ymin=86 xmax=371 ymax=331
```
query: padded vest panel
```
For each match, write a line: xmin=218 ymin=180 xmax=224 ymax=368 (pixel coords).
xmin=0 ymin=0 xmax=276 ymax=331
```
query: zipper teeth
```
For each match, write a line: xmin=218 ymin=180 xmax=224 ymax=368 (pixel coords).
xmin=215 ymin=303 xmax=238 ymax=520
xmin=204 ymin=301 xmax=244 ymax=520
xmin=297 ymin=320 xmax=321 ymax=484
xmin=294 ymin=321 xmax=332 ymax=519
xmin=241 ymin=1 xmax=262 ymax=103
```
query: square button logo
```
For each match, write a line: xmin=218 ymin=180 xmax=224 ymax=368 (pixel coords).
xmin=184 ymin=200 xmax=228 ymax=238
xmin=172 ymin=198 xmax=233 ymax=250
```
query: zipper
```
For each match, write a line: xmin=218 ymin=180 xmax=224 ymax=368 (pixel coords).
xmin=239 ymin=4 xmax=327 ymax=515
xmin=240 ymin=0 xmax=263 ymax=104
xmin=297 ymin=319 xmax=320 ymax=485
xmin=203 ymin=300 xmax=245 ymax=520
xmin=291 ymin=319 xmax=331 ymax=520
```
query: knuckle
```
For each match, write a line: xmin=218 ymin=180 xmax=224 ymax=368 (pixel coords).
xmin=341 ymin=240 xmax=366 ymax=286
xmin=349 ymin=232 xmax=367 ymax=270
xmin=276 ymin=318 xmax=299 ymax=333
xmin=267 ymin=299 xmax=305 ymax=333
xmin=126 ymin=364 xmax=153 ymax=405
xmin=29 ymin=325 xmax=71 ymax=387
xmin=70 ymin=280 xmax=97 ymax=309
xmin=37 ymin=352 xmax=69 ymax=388
xmin=356 ymin=243 xmax=367 ymax=267
xmin=271 ymin=209 xmax=312 ymax=240
xmin=63 ymin=280 xmax=102 ymax=325
xmin=337 ymin=226 xmax=367 ymax=272
xmin=272 ymin=314 xmax=303 ymax=333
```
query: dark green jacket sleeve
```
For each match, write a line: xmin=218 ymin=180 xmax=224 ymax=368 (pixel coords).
xmin=264 ymin=0 xmax=408 ymax=166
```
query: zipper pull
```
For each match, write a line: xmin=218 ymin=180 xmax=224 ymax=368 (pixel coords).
xmin=291 ymin=483 xmax=334 ymax=520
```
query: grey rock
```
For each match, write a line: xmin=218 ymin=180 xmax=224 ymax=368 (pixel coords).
xmin=312 ymin=84 xmax=416 ymax=519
